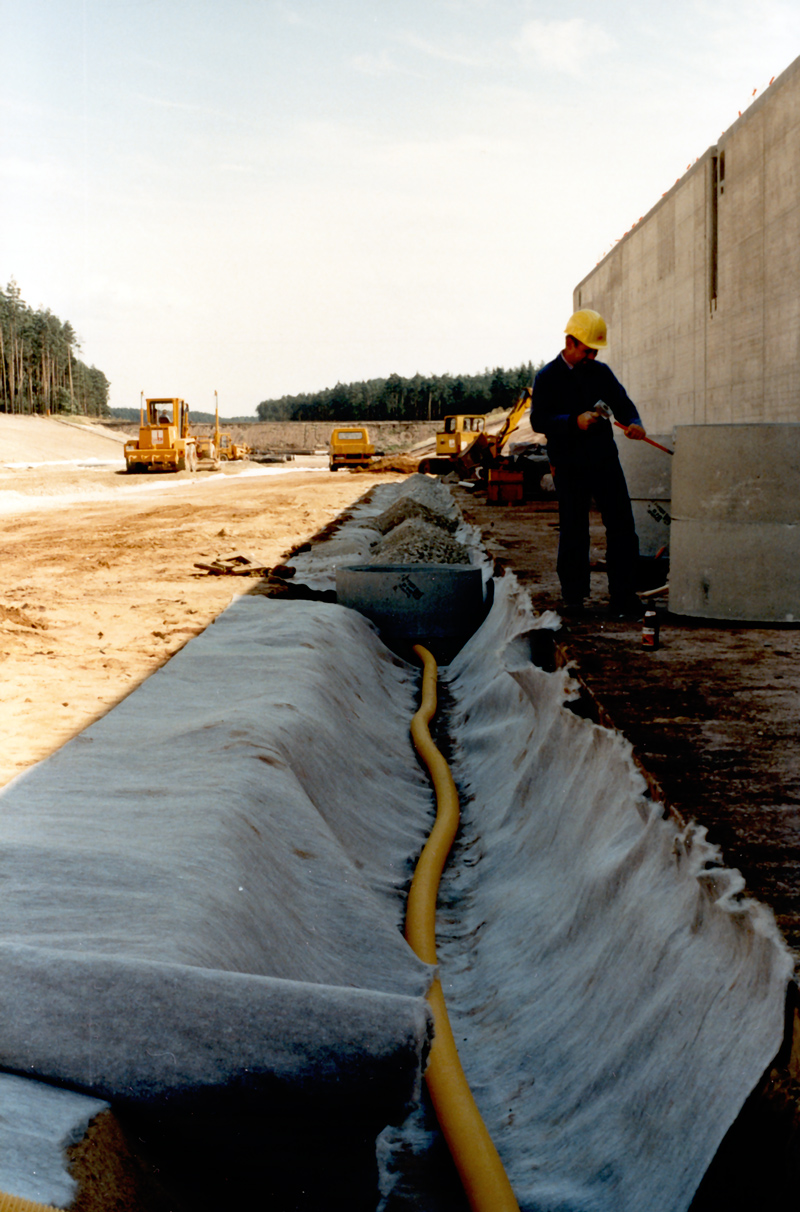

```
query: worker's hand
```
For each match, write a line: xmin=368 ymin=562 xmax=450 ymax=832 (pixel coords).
xmin=576 ymin=410 xmax=602 ymax=430
xmin=624 ymin=423 xmax=646 ymax=440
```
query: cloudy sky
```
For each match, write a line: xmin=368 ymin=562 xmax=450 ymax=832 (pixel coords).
xmin=2 ymin=1 xmax=798 ymax=416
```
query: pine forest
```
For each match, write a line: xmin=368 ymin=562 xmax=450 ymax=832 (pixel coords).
xmin=0 ymin=280 xmax=109 ymax=417
xmin=256 ymin=363 xmax=539 ymax=423
xmin=1 ymin=275 xmax=537 ymax=425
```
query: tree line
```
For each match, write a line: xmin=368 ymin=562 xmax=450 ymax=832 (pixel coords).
xmin=108 ymin=408 xmax=256 ymax=424
xmin=256 ymin=363 xmax=539 ymax=423
xmin=0 ymin=280 xmax=110 ymax=417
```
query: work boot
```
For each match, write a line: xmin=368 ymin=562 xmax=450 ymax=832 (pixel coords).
xmin=608 ymin=594 xmax=644 ymax=620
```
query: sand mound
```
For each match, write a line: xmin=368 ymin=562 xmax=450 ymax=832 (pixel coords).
xmin=0 ymin=415 xmax=126 ymax=463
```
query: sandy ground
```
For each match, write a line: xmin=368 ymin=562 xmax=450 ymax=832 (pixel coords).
xmin=0 ymin=416 xmax=401 ymax=788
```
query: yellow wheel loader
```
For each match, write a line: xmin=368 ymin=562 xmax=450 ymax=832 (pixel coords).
xmin=124 ymin=398 xmax=198 ymax=473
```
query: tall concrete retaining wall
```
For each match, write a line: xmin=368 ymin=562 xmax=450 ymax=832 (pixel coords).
xmin=574 ymin=54 xmax=800 ymax=434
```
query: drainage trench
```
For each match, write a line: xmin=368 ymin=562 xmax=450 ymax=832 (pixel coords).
xmin=0 ymin=474 xmax=793 ymax=1212
xmin=405 ymin=642 xmax=519 ymax=1212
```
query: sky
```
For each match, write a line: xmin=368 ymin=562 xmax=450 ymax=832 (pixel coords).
xmin=2 ymin=1 xmax=799 ymax=417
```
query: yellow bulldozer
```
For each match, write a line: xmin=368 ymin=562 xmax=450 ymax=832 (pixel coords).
xmin=124 ymin=397 xmax=197 ymax=473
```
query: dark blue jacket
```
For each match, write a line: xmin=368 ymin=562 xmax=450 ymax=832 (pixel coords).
xmin=530 ymin=355 xmax=642 ymax=467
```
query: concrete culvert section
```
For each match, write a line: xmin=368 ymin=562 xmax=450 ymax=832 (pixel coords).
xmin=0 ymin=478 xmax=793 ymax=1210
xmin=670 ymin=423 xmax=800 ymax=621
xmin=614 ymin=427 xmax=673 ymax=558
xmin=337 ymin=564 xmax=486 ymax=643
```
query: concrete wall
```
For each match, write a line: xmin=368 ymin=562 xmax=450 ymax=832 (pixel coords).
xmin=574 ymin=55 xmax=800 ymax=433
xmin=106 ymin=419 xmax=439 ymax=454
xmin=192 ymin=420 xmax=439 ymax=453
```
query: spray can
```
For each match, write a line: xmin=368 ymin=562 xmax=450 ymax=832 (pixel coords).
xmin=642 ymin=609 xmax=659 ymax=649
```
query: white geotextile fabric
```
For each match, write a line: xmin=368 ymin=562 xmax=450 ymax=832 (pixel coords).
xmin=0 ymin=599 xmax=434 ymax=1115
xmin=424 ymin=573 xmax=792 ymax=1212
xmin=0 ymin=1074 xmax=108 ymax=1207
xmin=0 ymin=534 xmax=791 ymax=1210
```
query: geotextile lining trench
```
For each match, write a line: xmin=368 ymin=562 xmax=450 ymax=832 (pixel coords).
xmin=0 ymin=478 xmax=792 ymax=1211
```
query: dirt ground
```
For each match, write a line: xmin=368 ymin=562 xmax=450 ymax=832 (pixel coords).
xmin=0 ymin=416 xmax=401 ymax=788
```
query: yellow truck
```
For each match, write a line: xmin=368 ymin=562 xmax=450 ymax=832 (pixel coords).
xmin=124 ymin=398 xmax=197 ymax=473
xmin=329 ymin=426 xmax=376 ymax=471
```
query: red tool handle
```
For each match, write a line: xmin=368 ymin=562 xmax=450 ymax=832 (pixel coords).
xmin=613 ymin=421 xmax=673 ymax=455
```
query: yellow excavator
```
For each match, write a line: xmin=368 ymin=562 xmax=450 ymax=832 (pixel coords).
xmin=417 ymin=389 xmax=531 ymax=477
xmin=124 ymin=397 xmax=197 ymax=473
xmin=417 ymin=414 xmax=487 ymax=475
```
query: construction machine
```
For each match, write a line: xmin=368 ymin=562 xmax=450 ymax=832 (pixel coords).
xmin=417 ymin=390 xmax=532 ymax=477
xmin=417 ymin=414 xmax=486 ymax=475
xmin=194 ymin=392 xmax=251 ymax=466
xmin=191 ymin=394 xmax=251 ymax=468
xmin=212 ymin=392 xmax=250 ymax=461
xmin=193 ymin=400 xmax=218 ymax=466
xmin=124 ymin=397 xmax=197 ymax=473
xmin=193 ymin=430 xmax=218 ymax=466
xmin=216 ymin=431 xmax=250 ymax=461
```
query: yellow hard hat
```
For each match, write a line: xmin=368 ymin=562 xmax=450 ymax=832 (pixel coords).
xmin=565 ymin=309 xmax=608 ymax=349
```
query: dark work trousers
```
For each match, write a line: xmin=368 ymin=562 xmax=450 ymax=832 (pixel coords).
xmin=553 ymin=456 xmax=639 ymax=603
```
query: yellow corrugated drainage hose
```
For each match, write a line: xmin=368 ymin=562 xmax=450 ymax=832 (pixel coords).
xmin=0 ymin=1195 xmax=59 ymax=1212
xmin=406 ymin=643 xmax=520 ymax=1212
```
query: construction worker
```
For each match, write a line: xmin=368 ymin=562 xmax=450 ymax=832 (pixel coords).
xmin=530 ymin=309 xmax=646 ymax=618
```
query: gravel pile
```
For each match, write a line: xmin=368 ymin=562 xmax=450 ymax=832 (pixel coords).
xmin=370 ymin=496 xmax=459 ymax=536
xmin=371 ymin=518 xmax=472 ymax=565
xmin=394 ymin=474 xmax=461 ymax=523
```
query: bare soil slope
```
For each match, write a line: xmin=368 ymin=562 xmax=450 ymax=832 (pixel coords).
xmin=0 ymin=414 xmax=127 ymax=460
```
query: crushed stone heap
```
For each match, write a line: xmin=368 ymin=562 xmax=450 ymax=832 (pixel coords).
xmin=371 ymin=517 xmax=473 ymax=565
